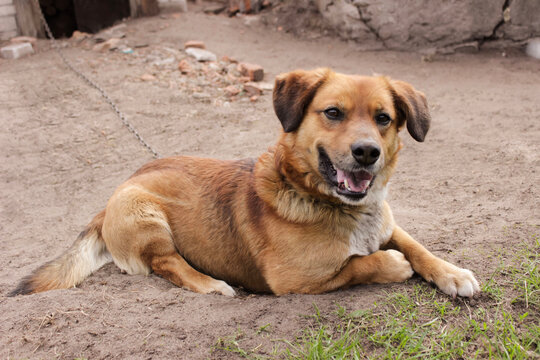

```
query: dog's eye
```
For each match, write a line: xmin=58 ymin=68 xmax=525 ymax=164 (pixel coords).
xmin=375 ymin=113 xmax=391 ymax=126
xmin=324 ymin=107 xmax=343 ymax=120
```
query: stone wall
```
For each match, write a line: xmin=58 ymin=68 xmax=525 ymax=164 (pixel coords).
xmin=265 ymin=0 xmax=540 ymax=51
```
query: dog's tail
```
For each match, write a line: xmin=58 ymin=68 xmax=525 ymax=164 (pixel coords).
xmin=9 ymin=210 xmax=112 ymax=296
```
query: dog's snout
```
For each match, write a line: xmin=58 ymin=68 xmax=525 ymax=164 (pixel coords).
xmin=351 ymin=141 xmax=380 ymax=166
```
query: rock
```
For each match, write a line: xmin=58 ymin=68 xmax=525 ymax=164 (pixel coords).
xmin=178 ymin=59 xmax=192 ymax=74
xmin=193 ymin=92 xmax=211 ymax=99
xmin=243 ymin=15 xmax=261 ymax=27
xmin=250 ymin=95 xmax=259 ymax=102
xmin=238 ymin=62 xmax=264 ymax=81
xmin=92 ymin=38 xmax=122 ymax=52
xmin=185 ymin=47 xmax=217 ymax=62
xmin=204 ymin=4 xmax=226 ymax=14
xmin=71 ymin=31 xmax=90 ymax=41
xmin=141 ymin=73 xmax=157 ymax=81
xmin=221 ymin=55 xmax=238 ymax=63
xmin=224 ymin=85 xmax=241 ymax=96
xmin=257 ymin=82 xmax=274 ymax=91
xmin=526 ymin=38 xmax=540 ymax=59
xmin=10 ymin=36 xmax=37 ymax=44
xmin=184 ymin=40 xmax=206 ymax=49
xmin=1 ymin=43 xmax=34 ymax=59
xmin=243 ymin=82 xmax=262 ymax=96
xmin=161 ymin=0 xmax=188 ymax=13
xmin=229 ymin=0 xmax=263 ymax=14
xmin=152 ymin=57 xmax=176 ymax=66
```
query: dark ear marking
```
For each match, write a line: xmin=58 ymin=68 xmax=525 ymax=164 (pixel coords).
xmin=390 ymin=80 xmax=431 ymax=142
xmin=273 ymin=69 xmax=330 ymax=132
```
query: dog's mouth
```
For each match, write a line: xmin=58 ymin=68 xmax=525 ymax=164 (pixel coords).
xmin=318 ymin=148 xmax=374 ymax=200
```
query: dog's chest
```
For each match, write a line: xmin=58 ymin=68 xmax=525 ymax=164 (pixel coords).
xmin=347 ymin=209 xmax=393 ymax=256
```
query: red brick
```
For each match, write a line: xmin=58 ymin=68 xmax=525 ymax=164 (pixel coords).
xmin=243 ymin=82 xmax=262 ymax=96
xmin=238 ymin=62 xmax=264 ymax=82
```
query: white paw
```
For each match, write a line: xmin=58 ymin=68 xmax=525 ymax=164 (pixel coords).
xmin=385 ymin=250 xmax=414 ymax=282
xmin=211 ymin=280 xmax=237 ymax=297
xmin=435 ymin=264 xmax=480 ymax=298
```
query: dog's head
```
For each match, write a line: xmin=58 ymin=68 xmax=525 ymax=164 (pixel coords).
xmin=272 ymin=68 xmax=431 ymax=205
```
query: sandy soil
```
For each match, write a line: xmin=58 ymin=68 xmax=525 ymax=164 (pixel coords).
xmin=1 ymin=7 xmax=539 ymax=359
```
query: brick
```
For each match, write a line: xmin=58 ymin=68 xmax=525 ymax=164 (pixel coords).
xmin=238 ymin=62 xmax=264 ymax=82
xmin=10 ymin=36 xmax=37 ymax=44
xmin=1 ymin=42 xmax=34 ymax=59
xmin=243 ymin=82 xmax=262 ymax=96
xmin=184 ymin=40 xmax=205 ymax=49
xmin=0 ymin=4 xmax=15 ymax=16
xmin=224 ymin=85 xmax=240 ymax=96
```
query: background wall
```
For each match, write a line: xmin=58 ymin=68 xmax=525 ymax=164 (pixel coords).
xmin=265 ymin=0 xmax=540 ymax=51
xmin=0 ymin=0 xmax=17 ymax=40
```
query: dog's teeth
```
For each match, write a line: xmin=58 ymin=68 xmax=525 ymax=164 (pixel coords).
xmin=344 ymin=178 xmax=351 ymax=191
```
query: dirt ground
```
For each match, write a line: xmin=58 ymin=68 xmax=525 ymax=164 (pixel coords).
xmin=1 ymin=7 xmax=539 ymax=360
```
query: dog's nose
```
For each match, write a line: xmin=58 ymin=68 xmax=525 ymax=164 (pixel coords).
xmin=351 ymin=141 xmax=380 ymax=166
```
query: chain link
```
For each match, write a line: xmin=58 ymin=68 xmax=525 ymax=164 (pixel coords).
xmin=33 ymin=0 xmax=161 ymax=159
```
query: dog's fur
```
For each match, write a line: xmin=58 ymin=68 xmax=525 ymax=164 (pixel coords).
xmin=10 ymin=69 xmax=479 ymax=298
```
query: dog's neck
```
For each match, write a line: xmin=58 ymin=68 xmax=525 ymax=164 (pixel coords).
xmin=254 ymin=142 xmax=393 ymax=226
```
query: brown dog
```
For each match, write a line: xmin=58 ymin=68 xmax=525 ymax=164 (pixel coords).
xmin=10 ymin=69 xmax=479 ymax=298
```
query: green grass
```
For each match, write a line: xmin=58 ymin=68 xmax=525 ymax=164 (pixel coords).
xmin=215 ymin=232 xmax=539 ymax=359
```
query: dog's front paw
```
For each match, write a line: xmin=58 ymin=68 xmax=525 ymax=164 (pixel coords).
xmin=430 ymin=261 xmax=480 ymax=298
xmin=372 ymin=250 xmax=414 ymax=283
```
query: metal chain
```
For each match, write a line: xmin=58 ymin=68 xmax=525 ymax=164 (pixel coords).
xmin=32 ymin=0 xmax=161 ymax=159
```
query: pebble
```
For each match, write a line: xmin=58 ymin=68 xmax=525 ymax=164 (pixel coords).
xmin=178 ymin=59 xmax=192 ymax=74
xmin=152 ymin=57 xmax=176 ymax=66
xmin=141 ymin=74 xmax=157 ymax=81
xmin=185 ymin=47 xmax=217 ymax=62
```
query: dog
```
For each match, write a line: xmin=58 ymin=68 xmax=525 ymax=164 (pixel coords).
xmin=10 ymin=68 xmax=480 ymax=298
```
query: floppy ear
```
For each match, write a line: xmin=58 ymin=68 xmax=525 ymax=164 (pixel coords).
xmin=390 ymin=80 xmax=431 ymax=142
xmin=273 ymin=68 xmax=330 ymax=132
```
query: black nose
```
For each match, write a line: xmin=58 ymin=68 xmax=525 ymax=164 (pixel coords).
xmin=351 ymin=141 xmax=380 ymax=166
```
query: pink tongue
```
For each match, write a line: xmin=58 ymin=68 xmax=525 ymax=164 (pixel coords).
xmin=336 ymin=169 xmax=372 ymax=193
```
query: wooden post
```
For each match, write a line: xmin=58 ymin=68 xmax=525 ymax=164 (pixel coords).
xmin=130 ymin=0 xmax=159 ymax=17
xmin=13 ymin=0 xmax=45 ymax=38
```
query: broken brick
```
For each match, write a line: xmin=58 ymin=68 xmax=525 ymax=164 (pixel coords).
xmin=238 ymin=62 xmax=264 ymax=82
xmin=243 ymin=82 xmax=262 ymax=96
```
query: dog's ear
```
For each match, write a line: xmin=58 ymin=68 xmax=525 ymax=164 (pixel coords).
xmin=390 ymin=80 xmax=431 ymax=142
xmin=273 ymin=68 xmax=330 ymax=132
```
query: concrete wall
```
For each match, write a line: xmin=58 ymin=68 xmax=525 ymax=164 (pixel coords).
xmin=0 ymin=0 xmax=17 ymax=40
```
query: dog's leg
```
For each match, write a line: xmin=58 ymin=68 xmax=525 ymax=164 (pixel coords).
xmin=140 ymin=238 xmax=236 ymax=297
xmin=382 ymin=225 xmax=480 ymax=297
xmin=103 ymin=188 xmax=236 ymax=297
xmin=307 ymin=249 xmax=414 ymax=294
